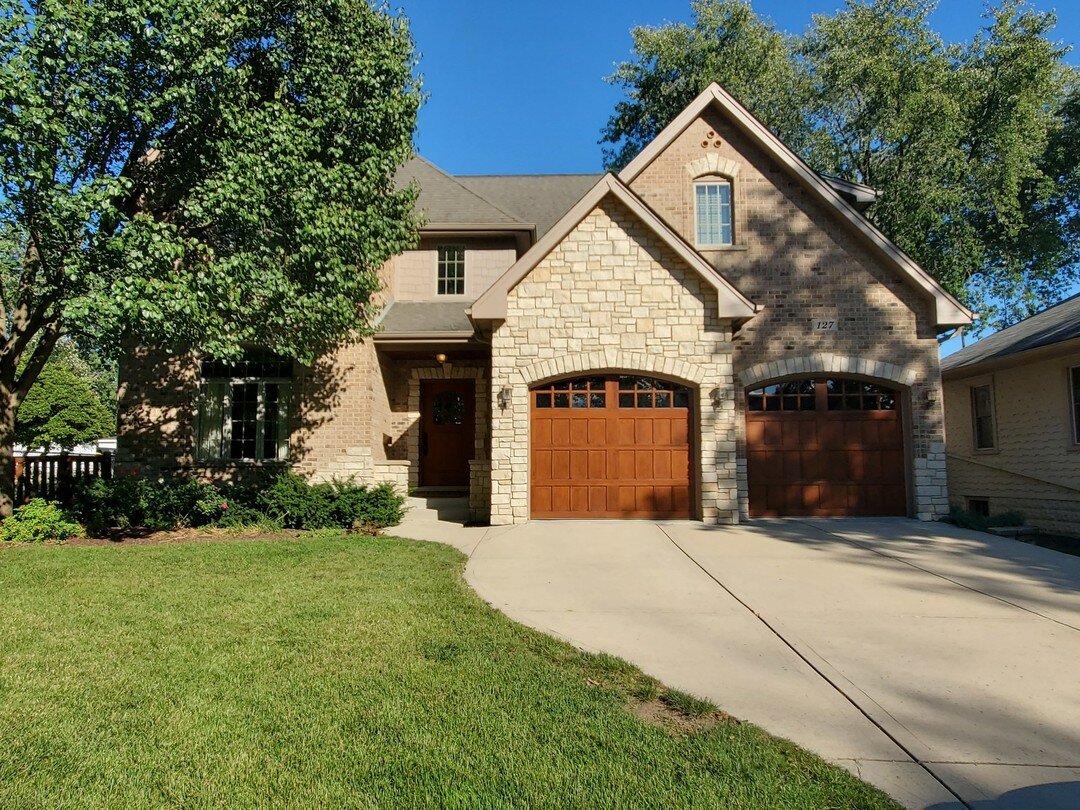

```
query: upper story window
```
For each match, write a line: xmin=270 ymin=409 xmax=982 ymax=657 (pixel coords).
xmin=695 ymin=180 xmax=733 ymax=247
xmin=971 ymin=383 xmax=996 ymax=450
xmin=196 ymin=350 xmax=292 ymax=463
xmin=1071 ymin=366 xmax=1080 ymax=444
xmin=437 ymin=245 xmax=466 ymax=295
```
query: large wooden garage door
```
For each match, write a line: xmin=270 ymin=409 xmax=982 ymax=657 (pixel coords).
xmin=531 ymin=375 xmax=692 ymax=519
xmin=746 ymin=378 xmax=906 ymax=517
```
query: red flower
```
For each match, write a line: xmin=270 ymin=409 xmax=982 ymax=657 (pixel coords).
xmin=221 ymin=501 xmax=229 ymax=510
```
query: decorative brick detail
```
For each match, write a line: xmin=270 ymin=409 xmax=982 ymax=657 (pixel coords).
xmin=490 ymin=198 xmax=739 ymax=526
xmin=686 ymin=153 xmax=741 ymax=179
xmin=372 ymin=460 xmax=410 ymax=492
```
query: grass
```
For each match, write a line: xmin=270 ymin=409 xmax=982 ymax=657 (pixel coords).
xmin=0 ymin=534 xmax=898 ymax=808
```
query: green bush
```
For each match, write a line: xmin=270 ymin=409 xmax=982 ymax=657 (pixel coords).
xmin=71 ymin=472 xmax=405 ymax=535
xmin=943 ymin=507 xmax=1027 ymax=532
xmin=1 ymin=499 xmax=84 ymax=544
xmin=72 ymin=476 xmax=226 ymax=534
xmin=259 ymin=473 xmax=405 ymax=532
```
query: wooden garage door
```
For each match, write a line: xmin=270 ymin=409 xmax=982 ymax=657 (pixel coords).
xmin=746 ymin=378 xmax=906 ymax=517
xmin=531 ymin=375 xmax=692 ymax=519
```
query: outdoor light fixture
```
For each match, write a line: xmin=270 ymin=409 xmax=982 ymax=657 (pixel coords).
xmin=497 ymin=386 xmax=512 ymax=410
xmin=710 ymin=387 xmax=723 ymax=408
xmin=435 ymin=353 xmax=448 ymax=364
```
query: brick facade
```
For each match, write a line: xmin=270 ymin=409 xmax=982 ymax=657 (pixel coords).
xmin=629 ymin=109 xmax=949 ymax=519
xmin=118 ymin=90 xmax=960 ymax=524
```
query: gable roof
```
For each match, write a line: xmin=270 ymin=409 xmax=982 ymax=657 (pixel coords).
xmin=470 ymin=174 xmax=759 ymax=321
xmin=618 ymin=83 xmax=974 ymax=330
xmin=395 ymin=157 xmax=533 ymax=232
xmin=456 ymin=174 xmax=601 ymax=238
xmin=941 ymin=292 xmax=1080 ymax=376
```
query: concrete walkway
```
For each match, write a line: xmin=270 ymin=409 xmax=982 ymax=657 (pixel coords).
xmin=397 ymin=502 xmax=1080 ymax=809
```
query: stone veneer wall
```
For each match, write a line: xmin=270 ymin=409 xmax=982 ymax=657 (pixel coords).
xmin=629 ymin=108 xmax=949 ymax=520
xmin=489 ymin=198 xmax=738 ymax=525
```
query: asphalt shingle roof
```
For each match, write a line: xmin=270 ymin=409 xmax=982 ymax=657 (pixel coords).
xmin=457 ymin=174 xmax=602 ymax=238
xmin=395 ymin=157 xmax=528 ymax=229
xmin=375 ymin=301 xmax=475 ymax=336
xmin=941 ymin=292 xmax=1080 ymax=374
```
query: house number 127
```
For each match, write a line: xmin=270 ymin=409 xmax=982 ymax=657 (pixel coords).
xmin=813 ymin=320 xmax=838 ymax=332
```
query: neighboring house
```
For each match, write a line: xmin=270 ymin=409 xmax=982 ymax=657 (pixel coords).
xmin=117 ymin=84 xmax=972 ymax=524
xmin=942 ymin=294 xmax=1080 ymax=537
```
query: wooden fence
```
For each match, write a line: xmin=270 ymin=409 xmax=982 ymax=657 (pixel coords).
xmin=15 ymin=452 xmax=113 ymax=505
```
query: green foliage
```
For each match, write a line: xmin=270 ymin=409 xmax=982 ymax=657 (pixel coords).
xmin=14 ymin=342 xmax=115 ymax=450
xmin=602 ymin=0 xmax=811 ymax=170
xmin=72 ymin=476 xmax=224 ymax=534
xmin=0 ymin=0 xmax=421 ymax=512
xmin=943 ymin=507 xmax=1027 ymax=531
xmin=602 ymin=0 xmax=1080 ymax=329
xmin=0 ymin=498 xmax=83 ymax=544
xmin=258 ymin=473 xmax=406 ymax=532
xmin=72 ymin=472 xmax=405 ymax=535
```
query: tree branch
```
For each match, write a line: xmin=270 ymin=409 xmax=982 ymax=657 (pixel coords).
xmin=13 ymin=317 xmax=62 ymax=406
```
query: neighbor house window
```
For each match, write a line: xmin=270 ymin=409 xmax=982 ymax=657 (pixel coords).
xmin=437 ymin=245 xmax=466 ymax=295
xmin=695 ymin=180 xmax=733 ymax=247
xmin=1071 ymin=366 xmax=1080 ymax=444
xmin=971 ymin=384 xmax=996 ymax=450
xmin=196 ymin=351 xmax=292 ymax=462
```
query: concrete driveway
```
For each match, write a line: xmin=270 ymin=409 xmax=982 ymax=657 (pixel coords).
xmin=398 ymin=504 xmax=1080 ymax=809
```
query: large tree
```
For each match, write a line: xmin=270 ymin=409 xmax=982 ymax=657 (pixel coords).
xmin=602 ymin=0 xmax=1079 ymax=328
xmin=0 ymin=0 xmax=421 ymax=514
xmin=601 ymin=0 xmax=811 ymax=170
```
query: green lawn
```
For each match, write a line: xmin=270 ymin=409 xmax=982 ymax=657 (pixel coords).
xmin=0 ymin=534 xmax=896 ymax=808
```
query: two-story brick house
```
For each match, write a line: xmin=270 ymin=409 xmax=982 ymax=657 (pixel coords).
xmin=118 ymin=84 xmax=973 ymax=524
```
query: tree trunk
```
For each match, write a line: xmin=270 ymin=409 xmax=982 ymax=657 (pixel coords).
xmin=0 ymin=393 xmax=17 ymax=518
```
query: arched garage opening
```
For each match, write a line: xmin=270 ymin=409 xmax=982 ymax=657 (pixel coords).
xmin=530 ymin=374 xmax=694 ymax=519
xmin=745 ymin=377 xmax=907 ymax=517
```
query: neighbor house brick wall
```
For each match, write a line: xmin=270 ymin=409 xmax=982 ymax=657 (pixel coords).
xmin=630 ymin=110 xmax=949 ymax=519
xmin=943 ymin=347 xmax=1080 ymax=537
xmin=489 ymin=198 xmax=738 ymax=525
xmin=391 ymin=237 xmax=518 ymax=302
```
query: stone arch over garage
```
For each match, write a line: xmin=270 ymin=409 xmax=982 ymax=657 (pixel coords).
xmin=738 ymin=353 xmax=918 ymax=390
xmin=518 ymin=349 xmax=707 ymax=388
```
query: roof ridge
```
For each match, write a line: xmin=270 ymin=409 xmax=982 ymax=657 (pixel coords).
xmin=459 ymin=172 xmax=604 ymax=179
xmin=414 ymin=156 xmax=531 ymax=226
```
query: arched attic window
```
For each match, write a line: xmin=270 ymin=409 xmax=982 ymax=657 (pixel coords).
xmin=694 ymin=176 xmax=733 ymax=248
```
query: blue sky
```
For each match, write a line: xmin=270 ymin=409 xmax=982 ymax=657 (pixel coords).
xmin=402 ymin=0 xmax=1078 ymax=174
xmin=400 ymin=1 xmax=1079 ymax=354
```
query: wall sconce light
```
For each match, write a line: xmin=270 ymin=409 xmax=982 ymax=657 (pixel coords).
xmin=709 ymin=387 xmax=724 ymax=408
xmin=497 ymin=386 xmax=512 ymax=410
xmin=435 ymin=353 xmax=448 ymax=364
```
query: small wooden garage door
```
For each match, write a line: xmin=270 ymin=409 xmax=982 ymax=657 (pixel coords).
xmin=531 ymin=375 xmax=692 ymax=519
xmin=746 ymin=378 xmax=907 ymax=517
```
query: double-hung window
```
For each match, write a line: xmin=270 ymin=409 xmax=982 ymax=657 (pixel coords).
xmin=437 ymin=245 xmax=466 ymax=295
xmin=695 ymin=180 xmax=733 ymax=247
xmin=196 ymin=351 xmax=292 ymax=462
xmin=971 ymin=383 xmax=996 ymax=450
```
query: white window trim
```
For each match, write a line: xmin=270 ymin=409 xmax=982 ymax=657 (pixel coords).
xmin=970 ymin=381 xmax=997 ymax=452
xmin=435 ymin=244 xmax=467 ymax=297
xmin=197 ymin=376 xmax=292 ymax=463
xmin=694 ymin=178 xmax=734 ymax=249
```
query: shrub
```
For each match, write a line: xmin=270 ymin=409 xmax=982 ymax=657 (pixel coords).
xmin=943 ymin=507 xmax=1027 ymax=532
xmin=259 ymin=473 xmax=405 ymax=532
xmin=1 ymin=499 xmax=84 ymax=544
xmin=72 ymin=476 xmax=226 ymax=534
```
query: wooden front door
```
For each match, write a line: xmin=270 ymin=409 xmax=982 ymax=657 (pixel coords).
xmin=420 ymin=380 xmax=475 ymax=488
xmin=745 ymin=378 xmax=907 ymax=517
xmin=530 ymin=375 xmax=693 ymax=519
